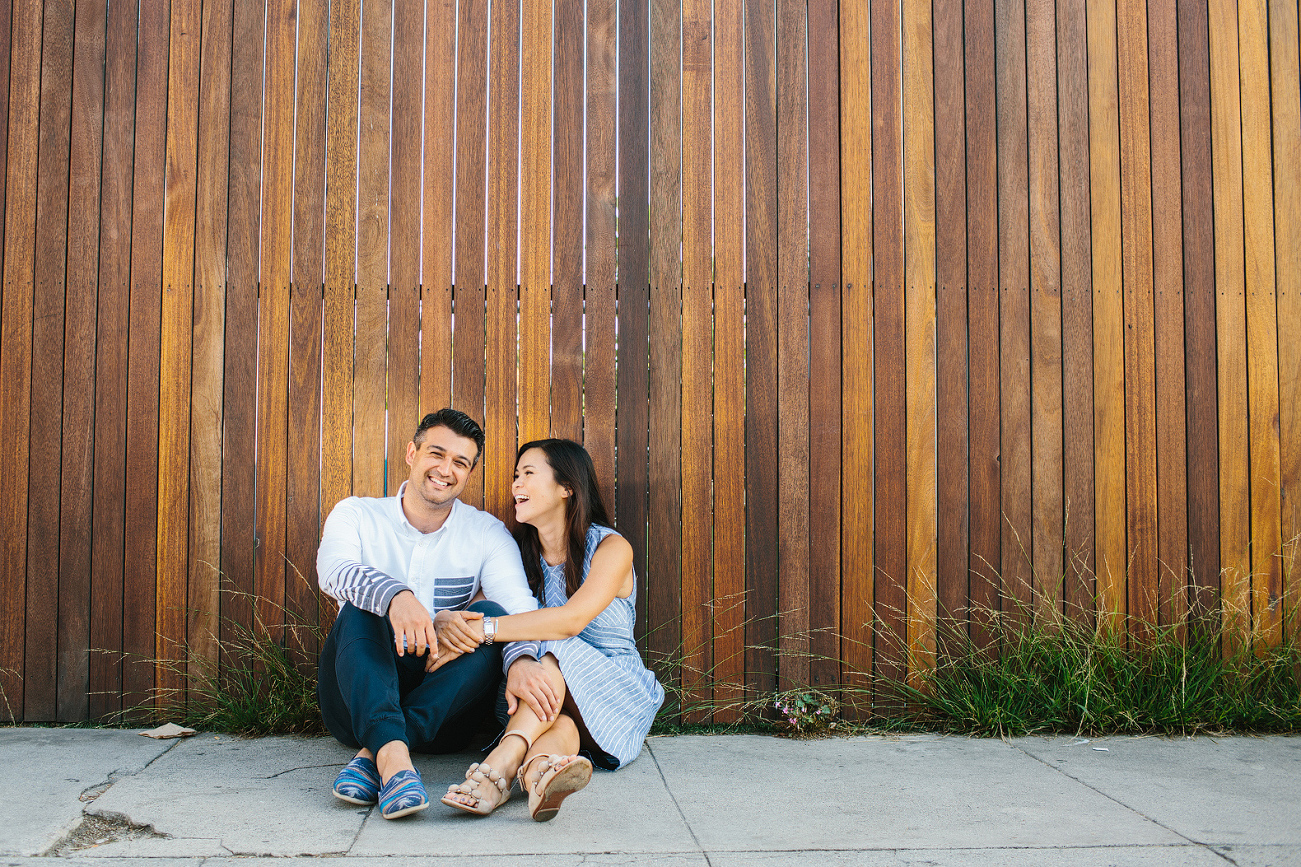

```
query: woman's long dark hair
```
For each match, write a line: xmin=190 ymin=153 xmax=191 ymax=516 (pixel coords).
xmin=513 ymin=438 xmax=613 ymax=601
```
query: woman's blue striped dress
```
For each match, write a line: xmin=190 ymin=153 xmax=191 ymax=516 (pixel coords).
xmin=534 ymin=524 xmax=664 ymax=769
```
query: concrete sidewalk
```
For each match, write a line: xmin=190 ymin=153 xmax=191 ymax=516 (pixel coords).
xmin=1 ymin=728 xmax=1298 ymax=866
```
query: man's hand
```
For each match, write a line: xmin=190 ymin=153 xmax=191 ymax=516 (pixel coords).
xmin=505 ymin=657 xmax=561 ymax=721
xmin=388 ymin=590 xmax=438 ymax=659
xmin=433 ymin=609 xmax=485 ymax=654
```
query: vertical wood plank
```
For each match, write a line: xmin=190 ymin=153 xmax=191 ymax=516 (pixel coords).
xmin=964 ymin=0 xmax=1001 ymax=648
xmin=777 ymin=0 xmax=810 ymax=691
xmin=551 ymin=0 xmax=585 ymax=442
xmin=287 ymin=0 xmax=328 ymax=657
xmin=420 ymin=0 xmax=455 ymax=415
xmin=1 ymin=0 xmax=39 ymax=720
xmin=387 ymin=0 xmax=423 ymax=494
xmin=808 ymin=0 xmax=843 ymax=691
xmin=1271 ymin=0 xmax=1301 ymax=639
xmin=839 ymin=0 xmax=874 ymax=707
xmin=89 ymin=0 xmax=138 ymax=720
xmin=1179 ymin=0 xmax=1218 ymax=617
xmin=123 ymin=0 xmax=169 ymax=712
xmin=1118 ymin=0 xmax=1158 ymax=634
xmin=1026 ymin=0 xmax=1063 ymax=623
xmin=1208 ymin=0 xmax=1250 ymax=652
xmin=1058 ymin=0 xmax=1095 ymax=618
xmin=1238 ymin=0 xmax=1282 ymax=649
xmin=25 ymin=0 xmax=71 ymax=720
xmin=996 ymin=0 xmax=1032 ymax=627
xmin=1088 ymin=0 xmax=1126 ymax=631
xmin=354 ymin=0 xmax=391 ymax=497
xmin=617 ymin=0 xmax=651 ymax=645
xmin=157 ymin=0 xmax=201 ymax=699
xmin=221 ymin=0 xmax=266 ymax=667
xmin=903 ymin=0 xmax=937 ymax=681
xmin=873 ymin=0 xmax=907 ymax=691
xmin=712 ymin=0 xmax=745 ymax=719
xmin=189 ymin=0 xmax=234 ymax=692
xmin=680 ymin=0 xmax=712 ymax=717
xmin=453 ymin=0 xmax=488 ymax=494
xmin=486 ymin=0 xmax=521 ymax=522
xmin=60 ymin=0 xmax=108 ymax=720
xmin=519 ymin=0 xmax=554 ymax=444
xmin=585 ymin=0 xmax=618 ymax=516
xmin=323 ymin=0 xmax=359 ymax=519
xmin=648 ymin=0 xmax=682 ymax=684
xmin=934 ymin=0 xmax=969 ymax=638
xmin=1148 ymin=0 xmax=1188 ymax=628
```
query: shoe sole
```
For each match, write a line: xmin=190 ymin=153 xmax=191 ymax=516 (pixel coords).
xmin=531 ymin=759 xmax=592 ymax=822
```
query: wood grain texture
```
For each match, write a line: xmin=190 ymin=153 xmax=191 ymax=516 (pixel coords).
xmin=1026 ymin=0 xmax=1063 ymax=624
xmin=647 ymin=0 xmax=682 ymax=685
xmin=1208 ymin=0 xmax=1250 ymax=653
xmin=156 ymin=0 xmax=201 ymax=700
xmin=1178 ymin=0 xmax=1218 ymax=617
xmin=59 ymin=0 xmax=107 ymax=720
xmin=1270 ymin=0 xmax=1301 ymax=640
xmin=964 ymin=0 xmax=1002 ymax=649
xmin=777 ymin=0 xmax=809 ymax=690
xmin=712 ymin=0 xmax=745 ymax=720
xmin=934 ymin=0 xmax=969 ymax=639
xmin=89 ymin=0 xmax=138 ymax=720
xmin=123 ymin=0 xmax=168 ymax=713
xmin=485 ymin=0 xmax=521 ymax=523
xmin=519 ymin=0 xmax=553 ymax=445
xmin=1088 ymin=0 xmax=1126 ymax=631
xmin=680 ymin=0 xmax=712 ymax=718
xmin=26 ymin=0 xmax=73 ymax=720
xmin=902 ymin=0 xmax=936 ymax=683
xmin=1058 ymin=0 xmax=1095 ymax=618
xmin=221 ymin=0 xmax=265 ymax=672
xmin=839 ymin=0 xmax=874 ymax=709
xmin=809 ymin=0 xmax=843 ymax=691
xmin=1147 ymin=0 xmax=1187 ymax=628
xmin=188 ymin=0 xmax=233 ymax=692
xmin=322 ymin=0 xmax=359 ymax=520
xmin=873 ymin=0 xmax=907 ymax=690
xmin=353 ymin=0 xmax=391 ymax=498
xmin=387 ymin=0 xmax=422 ymax=495
xmin=996 ymin=0 xmax=1032 ymax=627
xmin=551 ymin=0 xmax=585 ymax=442
xmin=1238 ymin=0 xmax=1282 ymax=648
xmin=616 ymin=0 xmax=650 ymax=644
xmin=420 ymin=0 xmax=455 ymax=415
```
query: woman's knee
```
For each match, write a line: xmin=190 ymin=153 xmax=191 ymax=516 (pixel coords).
xmin=549 ymin=712 xmax=579 ymax=740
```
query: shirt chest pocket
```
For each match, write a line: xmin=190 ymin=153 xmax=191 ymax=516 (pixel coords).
xmin=427 ymin=576 xmax=476 ymax=611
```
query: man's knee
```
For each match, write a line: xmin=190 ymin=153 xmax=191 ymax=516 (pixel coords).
xmin=467 ymin=599 xmax=507 ymax=618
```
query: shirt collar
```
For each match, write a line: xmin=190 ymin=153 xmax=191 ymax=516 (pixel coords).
xmin=393 ymin=480 xmax=460 ymax=535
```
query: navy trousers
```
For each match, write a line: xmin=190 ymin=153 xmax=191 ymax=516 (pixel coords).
xmin=317 ymin=599 xmax=507 ymax=755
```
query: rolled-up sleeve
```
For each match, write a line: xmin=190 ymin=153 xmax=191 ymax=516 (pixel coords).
xmin=317 ymin=500 xmax=409 ymax=616
xmin=475 ymin=524 xmax=539 ymax=672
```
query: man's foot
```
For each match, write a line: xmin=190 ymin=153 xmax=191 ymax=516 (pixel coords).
xmin=332 ymin=755 xmax=381 ymax=805
xmin=378 ymin=768 xmax=430 ymax=819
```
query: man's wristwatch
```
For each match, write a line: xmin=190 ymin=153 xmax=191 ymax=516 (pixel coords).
xmin=482 ymin=617 xmax=497 ymax=645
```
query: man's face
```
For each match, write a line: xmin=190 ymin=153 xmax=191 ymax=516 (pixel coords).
xmin=405 ymin=425 xmax=479 ymax=510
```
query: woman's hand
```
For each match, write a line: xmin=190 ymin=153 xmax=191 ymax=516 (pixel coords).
xmin=434 ymin=608 xmax=486 ymax=653
xmin=505 ymin=657 xmax=563 ymax=721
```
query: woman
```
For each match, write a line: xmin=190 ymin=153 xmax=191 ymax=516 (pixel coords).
xmin=441 ymin=439 xmax=664 ymax=821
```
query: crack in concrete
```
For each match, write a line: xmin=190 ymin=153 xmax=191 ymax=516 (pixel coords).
xmin=1013 ymin=742 xmax=1239 ymax=865
xmin=44 ymin=810 xmax=169 ymax=856
xmin=267 ymin=762 xmax=347 ymax=779
xmin=646 ymin=741 xmax=712 ymax=867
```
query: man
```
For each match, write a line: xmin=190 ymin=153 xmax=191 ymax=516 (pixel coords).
xmin=316 ymin=409 xmax=557 ymax=819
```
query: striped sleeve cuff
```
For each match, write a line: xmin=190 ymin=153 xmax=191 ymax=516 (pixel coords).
xmin=372 ymin=577 xmax=410 ymax=616
xmin=502 ymin=640 xmax=540 ymax=674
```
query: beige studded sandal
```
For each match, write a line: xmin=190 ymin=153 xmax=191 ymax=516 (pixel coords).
xmin=516 ymin=752 xmax=593 ymax=822
xmin=440 ymin=730 xmax=531 ymax=816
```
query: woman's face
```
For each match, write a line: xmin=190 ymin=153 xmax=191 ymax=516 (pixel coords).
xmin=512 ymin=447 xmax=570 ymax=526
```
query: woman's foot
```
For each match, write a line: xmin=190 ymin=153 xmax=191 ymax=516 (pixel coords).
xmin=517 ymin=753 xmax=592 ymax=822
xmin=440 ymin=729 xmax=533 ymax=816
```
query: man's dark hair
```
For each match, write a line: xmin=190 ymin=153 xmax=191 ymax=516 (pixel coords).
xmin=413 ymin=408 xmax=485 ymax=466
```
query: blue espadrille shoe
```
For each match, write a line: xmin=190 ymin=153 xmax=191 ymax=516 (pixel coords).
xmin=379 ymin=768 xmax=429 ymax=819
xmin=332 ymin=756 xmax=382 ymax=805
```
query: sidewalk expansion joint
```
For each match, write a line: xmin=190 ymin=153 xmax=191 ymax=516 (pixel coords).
xmin=1012 ymin=743 xmax=1239 ymax=865
xmin=646 ymin=741 xmax=711 ymax=867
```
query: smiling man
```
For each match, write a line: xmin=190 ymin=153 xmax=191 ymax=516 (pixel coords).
xmin=315 ymin=409 xmax=540 ymax=819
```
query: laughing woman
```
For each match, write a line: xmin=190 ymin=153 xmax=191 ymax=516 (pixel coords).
xmin=440 ymin=439 xmax=665 ymax=821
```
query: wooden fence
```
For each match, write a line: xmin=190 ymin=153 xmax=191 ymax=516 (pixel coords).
xmin=0 ymin=0 xmax=1297 ymax=723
